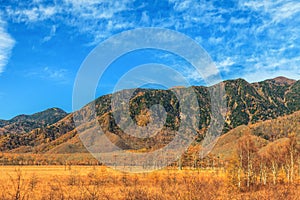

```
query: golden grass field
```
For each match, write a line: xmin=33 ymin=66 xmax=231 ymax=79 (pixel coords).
xmin=0 ymin=165 xmax=300 ymax=200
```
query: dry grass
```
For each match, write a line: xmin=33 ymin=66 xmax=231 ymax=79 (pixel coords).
xmin=0 ymin=166 xmax=299 ymax=200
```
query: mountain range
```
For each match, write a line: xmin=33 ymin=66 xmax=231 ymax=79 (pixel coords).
xmin=0 ymin=76 xmax=299 ymax=157
xmin=0 ymin=108 xmax=68 ymax=135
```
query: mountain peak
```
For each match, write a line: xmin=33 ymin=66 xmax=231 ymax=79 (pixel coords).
xmin=270 ymin=76 xmax=296 ymax=85
xmin=0 ymin=108 xmax=68 ymax=135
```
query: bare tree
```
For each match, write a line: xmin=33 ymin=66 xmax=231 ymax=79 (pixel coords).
xmin=237 ymin=133 xmax=258 ymax=188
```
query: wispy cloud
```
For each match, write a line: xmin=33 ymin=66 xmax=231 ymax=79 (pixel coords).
xmin=42 ymin=25 xmax=56 ymax=43
xmin=26 ymin=67 xmax=70 ymax=84
xmin=243 ymin=68 xmax=300 ymax=83
xmin=217 ymin=57 xmax=236 ymax=73
xmin=152 ymin=52 xmax=206 ymax=85
xmin=242 ymin=0 xmax=300 ymax=24
xmin=5 ymin=5 xmax=58 ymax=23
xmin=4 ymin=0 xmax=135 ymax=44
xmin=0 ymin=18 xmax=15 ymax=74
xmin=2 ymin=0 xmax=300 ymax=81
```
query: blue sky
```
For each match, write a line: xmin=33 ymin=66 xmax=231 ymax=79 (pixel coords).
xmin=0 ymin=0 xmax=299 ymax=119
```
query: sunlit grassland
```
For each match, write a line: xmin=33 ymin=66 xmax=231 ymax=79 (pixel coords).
xmin=0 ymin=165 xmax=299 ymax=200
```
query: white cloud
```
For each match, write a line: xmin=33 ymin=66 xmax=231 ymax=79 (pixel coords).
xmin=26 ymin=67 xmax=70 ymax=84
xmin=2 ymin=0 xmax=299 ymax=82
xmin=4 ymin=0 xmax=133 ymax=43
xmin=151 ymin=52 xmax=205 ymax=84
xmin=217 ymin=57 xmax=235 ymax=72
xmin=253 ymin=56 xmax=300 ymax=70
xmin=243 ymin=0 xmax=300 ymax=24
xmin=0 ymin=18 xmax=15 ymax=74
xmin=43 ymin=67 xmax=68 ymax=80
xmin=229 ymin=17 xmax=249 ymax=24
xmin=42 ymin=25 xmax=57 ymax=42
xmin=243 ymin=69 xmax=300 ymax=83
xmin=140 ymin=11 xmax=150 ymax=24
xmin=208 ymin=36 xmax=223 ymax=44
xmin=183 ymin=68 xmax=204 ymax=83
xmin=59 ymin=0 xmax=134 ymax=42
xmin=273 ymin=2 xmax=300 ymax=23
xmin=6 ymin=5 xmax=58 ymax=23
xmin=240 ymin=54 xmax=300 ymax=82
xmin=172 ymin=0 xmax=192 ymax=12
xmin=63 ymin=0 xmax=125 ymax=20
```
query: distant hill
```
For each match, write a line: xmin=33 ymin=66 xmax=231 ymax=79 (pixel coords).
xmin=0 ymin=76 xmax=299 ymax=153
xmin=0 ymin=108 xmax=68 ymax=135
xmin=210 ymin=110 xmax=300 ymax=159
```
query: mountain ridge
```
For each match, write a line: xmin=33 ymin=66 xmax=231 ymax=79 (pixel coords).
xmin=0 ymin=76 xmax=299 ymax=153
xmin=0 ymin=76 xmax=296 ymax=121
xmin=0 ymin=108 xmax=68 ymax=135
